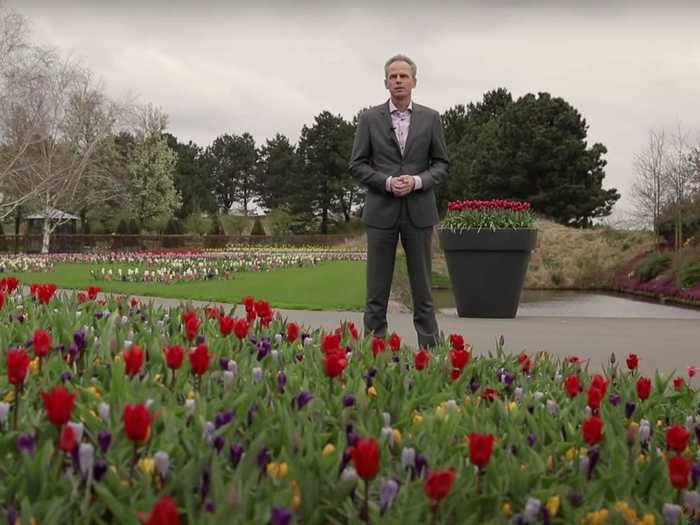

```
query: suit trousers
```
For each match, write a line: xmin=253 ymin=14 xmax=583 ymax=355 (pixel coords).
xmin=364 ymin=199 xmax=439 ymax=348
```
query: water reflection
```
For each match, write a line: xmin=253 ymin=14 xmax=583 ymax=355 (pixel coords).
xmin=434 ymin=288 xmax=700 ymax=319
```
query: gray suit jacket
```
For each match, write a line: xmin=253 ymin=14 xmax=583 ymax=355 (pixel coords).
xmin=349 ymin=101 xmax=449 ymax=229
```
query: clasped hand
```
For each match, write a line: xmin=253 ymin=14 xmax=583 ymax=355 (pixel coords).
xmin=391 ymin=175 xmax=415 ymax=197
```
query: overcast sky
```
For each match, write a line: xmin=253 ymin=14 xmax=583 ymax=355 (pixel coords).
xmin=7 ymin=0 xmax=700 ymax=221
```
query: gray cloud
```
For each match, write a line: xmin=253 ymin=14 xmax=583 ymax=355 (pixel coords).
xmin=7 ymin=0 xmax=700 ymax=220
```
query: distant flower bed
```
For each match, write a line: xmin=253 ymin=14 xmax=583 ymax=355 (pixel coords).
xmin=0 ymin=255 xmax=54 ymax=273
xmin=440 ymin=199 xmax=535 ymax=232
xmin=0 ymin=279 xmax=699 ymax=524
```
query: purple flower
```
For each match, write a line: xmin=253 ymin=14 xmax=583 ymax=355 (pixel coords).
xmin=625 ymin=401 xmax=636 ymax=419
xmin=469 ymin=376 xmax=480 ymax=393
xmin=277 ymin=371 xmax=287 ymax=392
xmin=195 ymin=335 xmax=206 ymax=345
xmin=568 ymin=488 xmax=584 ymax=507
xmin=199 ymin=467 xmax=211 ymax=498
xmin=587 ymin=447 xmax=600 ymax=480
xmin=339 ymin=448 xmax=353 ymax=475
xmin=257 ymin=447 xmax=271 ymax=472
xmin=204 ymin=498 xmax=215 ymax=513
xmin=692 ymin=462 xmax=700 ymax=488
xmin=215 ymin=410 xmax=235 ymax=430
xmin=230 ymin=443 xmax=244 ymax=467
xmin=342 ymin=394 xmax=355 ymax=408
xmin=257 ymin=338 xmax=272 ymax=361
xmin=527 ymin=433 xmax=537 ymax=447
xmin=379 ymin=479 xmax=400 ymax=514
xmin=73 ymin=331 xmax=86 ymax=352
xmin=345 ymin=424 xmax=359 ymax=447
xmin=17 ymin=433 xmax=35 ymax=454
xmin=497 ymin=368 xmax=514 ymax=386
xmin=414 ymin=452 xmax=428 ymax=479
xmin=293 ymin=390 xmax=313 ymax=410
xmin=68 ymin=343 xmax=79 ymax=362
xmin=97 ymin=430 xmax=112 ymax=454
xmin=5 ymin=506 xmax=18 ymax=525
xmin=295 ymin=352 xmax=304 ymax=362
xmin=247 ymin=404 xmax=258 ymax=427
xmin=61 ymin=371 xmax=72 ymax=383
xmin=95 ymin=311 xmax=104 ymax=320
xmin=270 ymin=506 xmax=293 ymax=525
xmin=213 ymin=436 xmax=225 ymax=453
xmin=609 ymin=393 xmax=621 ymax=406
xmin=93 ymin=459 xmax=109 ymax=481
xmin=695 ymin=424 xmax=700 ymax=446
xmin=219 ymin=357 xmax=230 ymax=370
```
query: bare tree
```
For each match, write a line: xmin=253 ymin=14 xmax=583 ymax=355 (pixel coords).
xmin=664 ymin=123 xmax=697 ymax=250
xmin=3 ymin=50 xmax=128 ymax=252
xmin=630 ymin=129 xmax=668 ymax=233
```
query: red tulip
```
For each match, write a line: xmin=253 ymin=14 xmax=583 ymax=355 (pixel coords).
xmin=666 ymin=425 xmax=690 ymax=453
xmin=163 ymin=345 xmax=185 ymax=370
xmin=0 ymin=291 xmax=4 ymax=310
xmin=77 ymin=292 xmax=88 ymax=303
xmin=371 ymin=337 xmax=386 ymax=357
xmin=587 ymin=386 xmax=603 ymax=411
xmin=124 ymin=345 xmax=145 ymax=376
xmin=122 ymin=403 xmax=152 ymax=443
xmin=414 ymin=350 xmax=430 ymax=370
xmin=87 ymin=286 xmax=101 ymax=300
xmin=450 ymin=368 xmax=461 ymax=381
xmin=636 ymin=377 xmax=652 ymax=400
xmin=388 ymin=333 xmax=401 ymax=352
xmin=449 ymin=334 xmax=465 ymax=351
xmin=146 ymin=495 xmax=180 ymax=525
xmin=564 ymin=374 xmax=581 ymax=397
xmin=449 ymin=349 xmax=470 ymax=370
xmin=219 ymin=315 xmax=235 ymax=337
xmin=467 ymin=432 xmax=495 ymax=467
xmin=189 ymin=344 xmax=211 ymax=376
xmin=184 ymin=315 xmax=200 ymax=342
xmin=351 ymin=438 xmax=380 ymax=481
xmin=626 ymin=353 xmax=639 ymax=370
xmin=59 ymin=425 xmax=78 ymax=452
xmin=41 ymin=385 xmax=76 ymax=427
xmin=34 ymin=283 xmax=57 ymax=304
xmin=322 ymin=334 xmax=341 ymax=354
xmin=668 ymin=455 xmax=691 ymax=489
xmin=424 ymin=468 xmax=456 ymax=504
xmin=673 ymin=377 xmax=684 ymax=391
xmin=6 ymin=347 xmax=30 ymax=386
xmin=590 ymin=374 xmax=608 ymax=396
xmin=242 ymin=296 xmax=255 ymax=310
xmin=32 ymin=328 xmax=52 ymax=358
xmin=582 ymin=416 xmax=604 ymax=445
xmin=323 ymin=351 xmax=347 ymax=378
xmin=286 ymin=322 xmax=299 ymax=342
xmin=234 ymin=319 xmax=249 ymax=340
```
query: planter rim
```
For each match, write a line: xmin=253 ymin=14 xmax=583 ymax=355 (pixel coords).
xmin=439 ymin=228 xmax=538 ymax=252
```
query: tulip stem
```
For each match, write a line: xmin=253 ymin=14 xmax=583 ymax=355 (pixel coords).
xmin=361 ymin=479 xmax=371 ymax=524
xmin=12 ymin=385 xmax=20 ymax=431
xmin=430 ymin=505 xmax=439 ymax=525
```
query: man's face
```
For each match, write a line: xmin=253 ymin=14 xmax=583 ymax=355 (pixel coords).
xmin=384 ymin=61 xmax=416 ymax=99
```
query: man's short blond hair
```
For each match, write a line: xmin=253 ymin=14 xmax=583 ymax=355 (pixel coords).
xmin=384 ymin=54 xmax=417 ymax=79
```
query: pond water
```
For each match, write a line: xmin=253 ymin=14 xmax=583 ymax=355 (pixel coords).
xmin=433 ymin=289 xmax=700 ymax=319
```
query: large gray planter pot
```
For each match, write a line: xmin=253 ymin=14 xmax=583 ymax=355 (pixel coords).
xmin=439 ymin=229 xmax=538 ymax=318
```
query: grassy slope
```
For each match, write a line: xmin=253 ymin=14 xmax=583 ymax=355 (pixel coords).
xmin=11 ymin=261 xmax=367 ymax=311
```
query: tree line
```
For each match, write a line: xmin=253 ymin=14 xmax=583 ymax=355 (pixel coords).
xmin=2 ymin=5 xmax=633 ymax=253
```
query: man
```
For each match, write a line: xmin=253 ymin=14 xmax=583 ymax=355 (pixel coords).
xmin=349 ymin=54 xmax=449 ymax=348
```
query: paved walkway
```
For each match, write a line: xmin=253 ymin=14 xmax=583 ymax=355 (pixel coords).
xmin=115 ymin=293 xmax=699 ymax=377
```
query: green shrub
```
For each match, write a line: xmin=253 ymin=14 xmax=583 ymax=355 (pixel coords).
xmin=266 ymin=209 xmax=294 ymax=236
xmin=164 ymin=217 xmax=185 ymax=235
xmin=116 ymin=219 xmax=130 ymax=234
xmin=220 ymin=215 xmax=250 ymax=236
xmin=183 ymin=213 xmax=213 ymax=235
xmin=679 ymin=262 xmax=700 ymax=288
xmin=635 ymin=252 xmax=672 ymax=281
xmin=128 ymin=219 xmax=141 ymax=235
xmin=250 ymin=216 xmax=266 ymax=236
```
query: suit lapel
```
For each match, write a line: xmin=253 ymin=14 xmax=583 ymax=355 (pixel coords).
xmin=403 ymin=103 xmax=421 ymax=159
xmin=381 ymin=102 xmax=402 ymax=156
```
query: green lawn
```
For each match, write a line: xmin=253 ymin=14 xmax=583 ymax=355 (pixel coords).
xmin=11 ymin=261 xmax=367 ymax=311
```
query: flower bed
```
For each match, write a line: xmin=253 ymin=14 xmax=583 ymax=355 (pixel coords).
xmin=440 ymin=199 xmax=535 ymax=232
xmin=0 ymin=279 xmax=699 ymax=524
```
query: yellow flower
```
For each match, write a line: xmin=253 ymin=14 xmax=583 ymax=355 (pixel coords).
xmin=323 ymin=444 xmax=336 ymax=456
xmin=87 ymin=386 xmax=101 ymax=399
xmin=546 ymin=496 xmax=560 ymax=517
xmin=638 ymin=513 xmax=656 ymax=525
xmin=267 ymin=462 xmax=289 ymax=480
xmin=114 ymin=354 xmax=122 ymax=364
xmin=638 ymin=453 xmax=648 ymax=464
xmin=520 ymin=464 xmax=528 ymax=471
xmin=566 ymin=448 xmax=577 ymax=462
xmin=187 ymin=390 xmax=196 ymax=400
xmin=412 ymin=413 xmax=424 ymax=425
xmin=29 ymin=518 xmax=38 ymax=525
xmin=585 ymin=509 xmax=609 ymax=525
xmin=154 ymin=374 xmax=162 ymax=383
xmin=291 ymin=480 xmax=302 ymax=511
xmin=547 ymin=455 xmax=555 ymax=472
xmin=656 ymin=420 xmax=663 ymax=428
xmin=464 ymin=395 xmax=472 ymax=405
xmin=29 ymin=358 xmax=40 ymax=374
xmin=506 ymin=401 xmax=518 ymax=413
xmin=391 ymin=429 xmax=402 ymax=446
xmin=501 ymin=502 xmax=512 ymax=517
xmin=367 ymin=386 xmax=377 ymax=397
xmin=4 ymin=390 xmax=15 ymax=403
xmin=138 ymin=457 xmax=155 ymax=476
